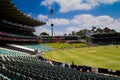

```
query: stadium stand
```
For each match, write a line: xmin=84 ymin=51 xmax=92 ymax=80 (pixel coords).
xmin=41 ymin=35 xmax=80 ymax=43
xmin=1 ymin=44 xmax=34 ymax=55
xmin=92 ymin=33 xmax=120 ymax=45
xmin=0 ymin=0 xmax=45 ymax=44
xmin=0 ymin=54 xmax=120 ymax=80
xmin=0 ymin=0 xmax=120 ymax=79
xmin=21 ymin=44 xmax=53 ymax=52
xmin=0 ymin=48 xmax=30 ymax=57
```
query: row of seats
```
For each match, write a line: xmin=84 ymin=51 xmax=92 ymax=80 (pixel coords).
xmin=0 ymin=20 xmax=34 ymax=33
xmin=21 ymin=44 xmax=53 ymax=52
xmin=0 ymin=48 xmax=30 ymax=57
xmin=0 ymin=31 xmax=36 ymax=39
xmin=0 ymin=55 xmax=119 ymax=80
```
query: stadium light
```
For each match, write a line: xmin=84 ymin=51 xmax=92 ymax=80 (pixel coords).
xmin=50 ymin=8 xmax=54 ymax=36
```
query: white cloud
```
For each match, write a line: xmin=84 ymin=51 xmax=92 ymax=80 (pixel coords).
xmin=71 ymin=14 xmax=120 ymax=31
xmin=96 ymin=0 xmax=119 ymax=4
xmin=34 ymin=14 xmax=120 ymax=36
xmin=41 ymin=0 xmax=55 ymax=6
xmin=71 ymin=14 xmax=95 ymax=25
xmin=34 ymin=17 xmax=70 ymax=36
xmin=47 ymin=18 xmax=70 ymax=26
xmin=37 ymin=14 xmax=48 ymax=21
xmin=66 ymin=27 xmax=80 ymax=33
xmin=65 ymin=14 xmax=120 ymax=34
xmin=41 ymin=0 xmax=120 ymax=13
xmin=34 ymin=26 xmax=65 ymax=36
xmin=34 ymin=27 xmax=51 ymax=36
xmin=54 ymin=31 xmax=64 ymax=36
xmin=37 ymin=14 xmax=70 ymax=26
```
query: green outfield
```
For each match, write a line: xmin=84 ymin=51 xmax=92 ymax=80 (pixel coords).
xmin=45 ymin=43 xmax=87 ymax=49
xmin=42 ymin=45 xmax=120 ymax=70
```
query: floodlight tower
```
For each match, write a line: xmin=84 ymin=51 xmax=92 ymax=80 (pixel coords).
xmin=50 ymin=8 xmax=54 ymax=36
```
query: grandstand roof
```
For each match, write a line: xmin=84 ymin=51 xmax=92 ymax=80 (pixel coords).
xmin=0 ymin=0 xmax=46 ymax=27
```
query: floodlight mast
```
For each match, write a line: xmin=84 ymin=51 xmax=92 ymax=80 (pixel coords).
xmin=50 ymin=8 xmax=54 ymax=36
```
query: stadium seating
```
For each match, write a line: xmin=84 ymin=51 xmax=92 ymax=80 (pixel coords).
xmin=21 ymin=44 xmax=53 ymax=52
xmin=0 ymin=21 xmax=41 ymax=43
xmin=0 ymin=48 xmax=30 ymax=57
xmin=0 ymin=31 xmax=36 ymax=38
xmin=0 ymin=53 xmax=119 ymax=80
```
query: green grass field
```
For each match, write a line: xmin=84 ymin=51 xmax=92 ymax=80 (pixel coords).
xmin=42 ymin=45 xmax=120 ymax=70
xmin=45 ymin=43 xmax=87 ymax=49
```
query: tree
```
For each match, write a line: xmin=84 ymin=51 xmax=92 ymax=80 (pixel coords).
xmin=72 ymin=31 xmax=76 ymax=35
xmin=103 ymin=27 xmax=111 ymax=33
xmin=111 ymin=29 xmax=116 ymax=33
xmin=40 ymin=32 xmax=49 ymax=36
xmin=76 ymin=29 xmax=90 ymax=39
xmin=69 ymin=26 xmax=117 ymax=40
xmin=96 ymin=28 xmax=103 ymax=33
xmin=64 ymin=33 xmax=67 ymax=36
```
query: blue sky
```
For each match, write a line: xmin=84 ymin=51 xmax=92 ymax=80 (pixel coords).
xmin=12 ymin=0 xmax=120 ymax=36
